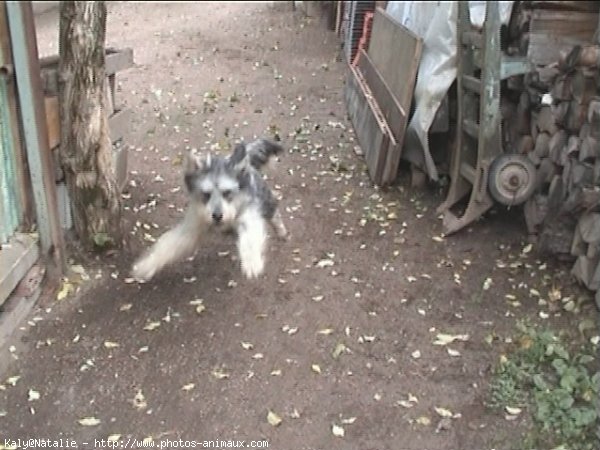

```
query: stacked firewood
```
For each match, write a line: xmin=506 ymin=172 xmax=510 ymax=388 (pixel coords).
xmin=501 ymin=1 xmax=600 ymax=303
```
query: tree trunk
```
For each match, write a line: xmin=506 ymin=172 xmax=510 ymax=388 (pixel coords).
xmin=58 ymin=1 xmax=122 ymax=249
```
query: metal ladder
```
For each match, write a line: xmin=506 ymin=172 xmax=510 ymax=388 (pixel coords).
xmin=437 ymin=1 xmax=531 ymax=235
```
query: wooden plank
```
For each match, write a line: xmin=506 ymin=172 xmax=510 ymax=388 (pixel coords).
xmin=105 ymin=47 xmax=134 ymax=76
xmin=45 ymin=103 xmax=131 ymax=146
xmin=345 ymin=63 xmax=399 ymax=185
xmin=40 ymin=48 xmax=133 ymax=95
xmin=366 ymin=8 xmax=422 ymax=112
xmin=528 ymin=10 xmax=598 ymax=65
xmin=362 ymin=8 xmax=422 ymax=182
xmin=357 ymin=49 xmax=405 ymax=139
xmin=0 ymin=2 xmax=33 ymax=229
xmin=528 ymin=1 xmax=599 ymax=12
xmin=0 ymin=232 xmax=39 ymax=306
xmin=6 ymin=2 xmax=65 ymax=272
xmin=108 ymin=108 xmax=132 ymax=143
xmin=44 ymin=96 xmax=60 ymax=149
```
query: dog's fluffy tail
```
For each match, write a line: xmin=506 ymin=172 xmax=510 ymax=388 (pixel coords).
xmin=246 ymin=139 xmax=283 ymax=170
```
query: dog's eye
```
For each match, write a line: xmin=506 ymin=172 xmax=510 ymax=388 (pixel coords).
xmin=222 ymin=190 xmax=232 ymax=200
xmin=202 ymin=192 xmax=211 ymax=202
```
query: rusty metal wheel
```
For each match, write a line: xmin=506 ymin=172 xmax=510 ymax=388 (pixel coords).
xmin=488 ymin=154 xmax=537 ymax=206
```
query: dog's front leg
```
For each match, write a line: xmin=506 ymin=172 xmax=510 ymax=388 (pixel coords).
xmin=132 ymin=207 xmax=204 ymax=281
xmin=237 ymin=208 xmax=267 ymax=279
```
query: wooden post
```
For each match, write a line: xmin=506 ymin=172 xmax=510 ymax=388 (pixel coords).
xmin=6 ymin=1 xmax=65 ymax=273
xmin=58 ymin=1 xmax=123 ymax=249
xmin=0 ymin=2 xmax=34 ymax=230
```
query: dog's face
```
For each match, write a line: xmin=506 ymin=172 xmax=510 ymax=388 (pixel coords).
xmin=184 ymin=144 xmax=250 ymax=227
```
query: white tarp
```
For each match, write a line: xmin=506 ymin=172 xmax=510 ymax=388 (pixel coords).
xmin=385 ymin=1 xmax=514 ymax=181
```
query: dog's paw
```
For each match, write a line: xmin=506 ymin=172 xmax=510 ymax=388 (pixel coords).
xmin=240 ymin=253 xmax=265 ymax=279
xmin=131 ymin=255 xmax=157 ymax=282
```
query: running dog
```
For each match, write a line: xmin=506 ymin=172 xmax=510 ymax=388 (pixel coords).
xmin=131 ymin=139 xmax=287 ymax=281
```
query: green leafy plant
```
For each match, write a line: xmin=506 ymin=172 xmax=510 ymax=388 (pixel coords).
xmin=489 ymin=320 xmax=600 ymax=450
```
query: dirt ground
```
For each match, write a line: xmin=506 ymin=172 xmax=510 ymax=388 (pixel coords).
xmin=0 ymin=2 xmax=597 ymax=450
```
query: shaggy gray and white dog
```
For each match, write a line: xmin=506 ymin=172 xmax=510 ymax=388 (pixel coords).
xmin=131 ymin=139 xmax=287 ymax=281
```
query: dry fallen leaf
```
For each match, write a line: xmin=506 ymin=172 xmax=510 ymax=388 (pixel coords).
xmin=107 ymin=434 xmax=121 ymax=442
xmin=103 ymin=341 xmax=120 ymax=349
xmin=132 ymin=389 xmax=147 ymax=410
xmin=416 ymin=416 xmax=431 ymax=426
xmin=57 ymin=279 xmax=74 ymax=301
xmin=316 ymin=259 xmax=334 ymax=268
xmin=505 ymin=406 xmax=522 ymax=415
xmin=241 ymin=342 xmax=254 ymax=350
xmin=28 ymin=389 xmax=40 ymax=401
xmin=78 ymin=417 xmax=101 ymax=426
xmin=212 ymin=368 xmax=230 ymax=380
xmin=433 ymin=333 xmax=469 ymax=346
xmin=447 ymin=348 xmax=461 ymax=357
xmin=143 ymin=321 xmax=161 ymax=331
xmin=182 ymin=383 xmax=195 ymax=392
xmin=267 ymin=410 xmax=282 ymax=427
xmin=317 ymin=328 xmax=334 ymax=335
xmin=6 ymin=376 xmax=20 ymax=387
xmin=332 ymin=424 xmax=345 ymax=437
xmin=434 ymin=407 xmax=453 ymax=418
xmin=311 ymin=364 xmax=322 ymax=374
xmin=332 ymin=342 xmax=347 ymax=359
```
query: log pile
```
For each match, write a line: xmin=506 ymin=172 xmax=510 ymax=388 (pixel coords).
xmin=501 ymin=1 xmax=600 ymax=304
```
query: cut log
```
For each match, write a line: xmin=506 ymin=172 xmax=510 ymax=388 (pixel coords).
xmin=537 ymin=105 xmax=558 ymax=134
xmin=579 ymin=136 xmax=599 ymax=162
xmin=518 ymin=135 xmax=535 ymax=154
xmin=524 ymin=194 xmax=549 ymax=235
xmin=570 ymin=70 xmax=597 ymax=104
xmin=549 ymin=130 xmax=567 ymax=163
xmin=569 ymin=161 xmax=595 ymax=189
xmin=547 ymin=174 xmax=565 ymax=215
xmin=551 ymin=75 xmax=572 ymax=101
xmin=562 ymin=158 xmax=572 ymax=187
xmin=578 ymin=213 xmax=600 ymax=244
xmin=564 ymin=184 xmax=599 ymax=214
xmin=528 ymin=150 xmax=541 ymax=166
xmin=537 ymin=63 xmax=560 ymax=86
xmin=571 ymin=220 xmax=587 ymax=256
xmin=533 ymin=132 xmax=551 ymax=158
xmin=536 ymin=157 xmax=558 ymax=190
xmin=592 ymin=261 xmax=600 ymax=292
xmin=530 ymin=110 xmax=539 ymax=142
xmin=571 ymin=255 xmax=600 ymax=290
xmin=516 ymin=91 xmax=531 ymax=135
xmin=552 ymin=101 xmax=570 ymax=126
xmin=566 ymin=100 xmax=588 ymax=132
xmin=580 ymin=186 xmax=600 ymax=210
xmin=561 ymin=44 xmax=600 ymax=68
xmin=588 ymin=99 xmax=600 ymax=139
xmin=564 ymin=135 xmax=580 ymax=164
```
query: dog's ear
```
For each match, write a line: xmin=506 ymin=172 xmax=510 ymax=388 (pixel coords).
xmin=228 ymin=143 xmax=248 ymax=172
xmin=185 ymin=150 xmax=210 ymax=174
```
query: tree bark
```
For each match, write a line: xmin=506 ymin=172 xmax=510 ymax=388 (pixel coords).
xmin=58 ymin=1 xmax=122 ymax=249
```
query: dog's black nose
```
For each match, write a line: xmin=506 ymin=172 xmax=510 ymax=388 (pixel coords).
xmin=212 ymin=212 xmax=223 ymax=223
